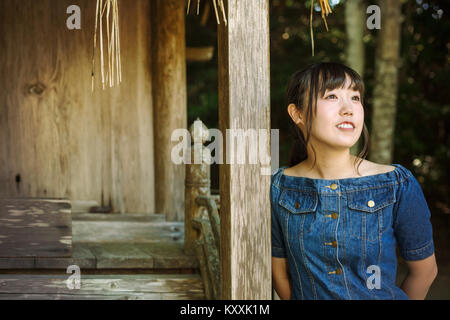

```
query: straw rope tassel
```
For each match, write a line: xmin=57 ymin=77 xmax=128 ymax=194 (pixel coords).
xmin=92 ymin=0 xmax=122 ymax=91
xmin=186 ymin=0 xmax=227 ymax=26
xmin=310 ymin=0 xmax=333 ymax=57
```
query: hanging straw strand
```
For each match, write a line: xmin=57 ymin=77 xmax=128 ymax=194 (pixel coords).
xmin=310 ymin=0 xmax=333 ymax=56
xmin=92 ymin=0 xmax=122 ymax=91
xmin=218 ymin=0 xmax=227 ymax=26
xmin=186 ymin=0 xmax=228 ymax=26
xmin=92 ymin=0 xmax=100 ymax=92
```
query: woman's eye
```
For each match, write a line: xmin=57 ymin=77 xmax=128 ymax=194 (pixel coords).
xmin=326 ymin=94 xmax=337 ymax=99
xmin=352 ymin=96 xmax=360 ymax=101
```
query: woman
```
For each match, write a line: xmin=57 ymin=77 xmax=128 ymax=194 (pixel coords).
xmin=271 ymin=62 xmax=437 ymax=300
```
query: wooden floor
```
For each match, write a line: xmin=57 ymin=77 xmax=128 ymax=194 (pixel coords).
xmin=0 ymin=212 xmax=205 ymax=300
xmin=0 ymin=274 xmax=205 ymax=300
xmin=0 ymin=212 xmax=199 ymax=270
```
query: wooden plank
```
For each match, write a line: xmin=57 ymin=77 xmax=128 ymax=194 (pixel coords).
xmin=0 ymin=0 xmax=155 ymax=213
xmin=0 ymin=293 xmax=163 ymax=300
xmin=72 ymin=221 xmax=184 ymax=243
xmin=34 ymin=244 xmax=96 ymax=269
xmin=0 ymin=198 xmax=71 ymax=257
xmin=161 ymin=292 xmax=205 ymax=300
xmin=217 ymin=0 xmax=272 ymax=299
xmin=134 ymin=243 xmax=199 ymax=269
xmin=0 ymin=242 xmax=199 ymax=270
xmin=0 ymin=275 xmax=204 ymax=295
xmin=71 ymin=212 xmax=166 ymax=222
xmin=0 ymin=257 xmax=35 ymax=269
xmin=87 ymin=244 xmax=154 ymax=269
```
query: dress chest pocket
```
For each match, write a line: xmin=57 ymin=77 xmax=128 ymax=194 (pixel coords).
xmin=278 ymin=189 xmax=318 ymax=238
xmin=347 ymin=186 xmax=396 ymax=242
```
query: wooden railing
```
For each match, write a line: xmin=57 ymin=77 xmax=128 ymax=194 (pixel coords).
xmin=192 ymin=196 xmax=220 ymax=299
xmin=184 ymin=119 xmax=221 ymax=300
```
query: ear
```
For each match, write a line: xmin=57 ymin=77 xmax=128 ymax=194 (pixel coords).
xmin=287 ymin=103 xmax=304 ymax=127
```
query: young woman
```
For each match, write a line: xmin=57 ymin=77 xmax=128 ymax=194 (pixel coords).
xmin=271 ymin=62 xmax=438 ymax=300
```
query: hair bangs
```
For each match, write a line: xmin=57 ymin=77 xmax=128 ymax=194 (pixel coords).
xmin=314 ymin=63 xmax=365 ymax=102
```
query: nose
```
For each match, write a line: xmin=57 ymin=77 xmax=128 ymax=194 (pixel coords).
xmin=340 ymin=104 xmax=353 ymax=116
xmin=339 ymin=96 xmax=355 ymax=116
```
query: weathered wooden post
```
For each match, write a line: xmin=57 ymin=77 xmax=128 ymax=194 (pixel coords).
xmin=152 ymin=0 xmax=187 ymax=221
xmin=218 ymin=0 xmax=272 ymax=299
xmin=184 ymin=119 xmax=211 ymax=256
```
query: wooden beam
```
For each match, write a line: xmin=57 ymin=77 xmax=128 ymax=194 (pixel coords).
xmin=217 ymin=0 xmax=271 ymax=300
xmin=186 ymin=47 xmax=215 ymax=62
xmin=152 ymin=0 xmax=187 ymax=221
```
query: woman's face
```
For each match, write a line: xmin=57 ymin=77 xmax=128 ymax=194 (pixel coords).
xmin=308 ymin=76 xmax=364 ymax=151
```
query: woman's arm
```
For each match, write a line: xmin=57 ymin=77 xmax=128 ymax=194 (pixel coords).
xmin=400 ymin=253 xmax=438 ymax=300
xmin=272 ymin=257 xmax=292 ymax=300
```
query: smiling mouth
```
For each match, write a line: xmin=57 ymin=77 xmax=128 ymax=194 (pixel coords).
xmin=336 ymin=123 xmax=355 ymax=130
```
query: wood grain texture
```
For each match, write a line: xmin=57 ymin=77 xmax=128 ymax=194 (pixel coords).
xmin=151 ymin=0 xmax=187 ymax=221
xmin=0 ymin=274 xmax=204 ymax=300
xmin=0 ymin=198 xmax=71 ymax=257
xmin=217 ymin=0 xmax=272 ymax=300
xmin=0 ymin=0 xmax=155 ymax=213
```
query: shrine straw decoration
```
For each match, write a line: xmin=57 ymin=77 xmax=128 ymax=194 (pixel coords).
xmin=310 ymin=0 xmax=333 ymax=56
xmin=92 ymin=0 xmax=122 ymax=92
xmin=187 ymin=0 xmax=227 ymax=26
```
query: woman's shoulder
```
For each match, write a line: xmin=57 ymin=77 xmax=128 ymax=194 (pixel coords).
xmin=360 ymin=160 xmax=396 ymax=177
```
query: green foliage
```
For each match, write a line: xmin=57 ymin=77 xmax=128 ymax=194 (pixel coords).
xmin=186 ymin=0 xmax=449 ymax=202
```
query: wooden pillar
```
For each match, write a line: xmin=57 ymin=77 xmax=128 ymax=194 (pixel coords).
xmin=152 ymin=0 xmax=187 ymax=221
xmin=218 ymin=0 xmax=272 ymax=299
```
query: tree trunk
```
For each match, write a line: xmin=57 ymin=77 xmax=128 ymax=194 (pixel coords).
xmin=369 ymin=0 xmax=402 ymax=164
xmin=345 ymin=0 xmax=366 ymax=157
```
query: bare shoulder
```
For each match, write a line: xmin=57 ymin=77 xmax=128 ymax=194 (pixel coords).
xmin=360 ymin=159 xmax=396 ymax=176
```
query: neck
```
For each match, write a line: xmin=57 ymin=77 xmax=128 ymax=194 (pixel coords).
xmin=302 ymin=147 xmax=358 ymax=180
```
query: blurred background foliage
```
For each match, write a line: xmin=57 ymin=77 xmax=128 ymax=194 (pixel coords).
xmin=185 ymin=0 xmax=449 ymax=214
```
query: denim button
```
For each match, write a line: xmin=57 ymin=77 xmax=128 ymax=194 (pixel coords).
xmin=367 ymin=200 xmax=375 ymax=207
xmin=331 ymin=213 xmax=338 ymax=219
xmin=328 ymin=268 xmax=342 ymax=275
xmin=330 ymin=184 xmax=338 ymax=190
xmin=294 ymin=202 xmax=300 ymax=209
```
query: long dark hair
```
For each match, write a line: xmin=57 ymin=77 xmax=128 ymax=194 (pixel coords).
xmin=286 ymin=62 xmax=370 ymax=175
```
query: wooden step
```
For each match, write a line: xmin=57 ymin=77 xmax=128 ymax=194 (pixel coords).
xmin=0 ymin=274 xmax=205 ymax=300
xmin=0 ymin=242 xmax=199 ymax=270
xmin=0 ymin=213 xmax=198 ymax=270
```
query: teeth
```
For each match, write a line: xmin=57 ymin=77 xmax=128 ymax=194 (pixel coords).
xmin=337 ymin=123 xmax=353 ymax=129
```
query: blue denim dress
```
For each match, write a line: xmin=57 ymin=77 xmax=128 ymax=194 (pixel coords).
xmin=271 ymin=163 xmax=435 ymax=300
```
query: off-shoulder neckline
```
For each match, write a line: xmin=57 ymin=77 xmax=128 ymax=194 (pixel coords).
xmin=280 ymin=163 xmax=401 ymax=183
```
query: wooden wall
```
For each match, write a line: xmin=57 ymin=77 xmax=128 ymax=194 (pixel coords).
xmin=0 ymin=0 xmax=155 ymax=213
